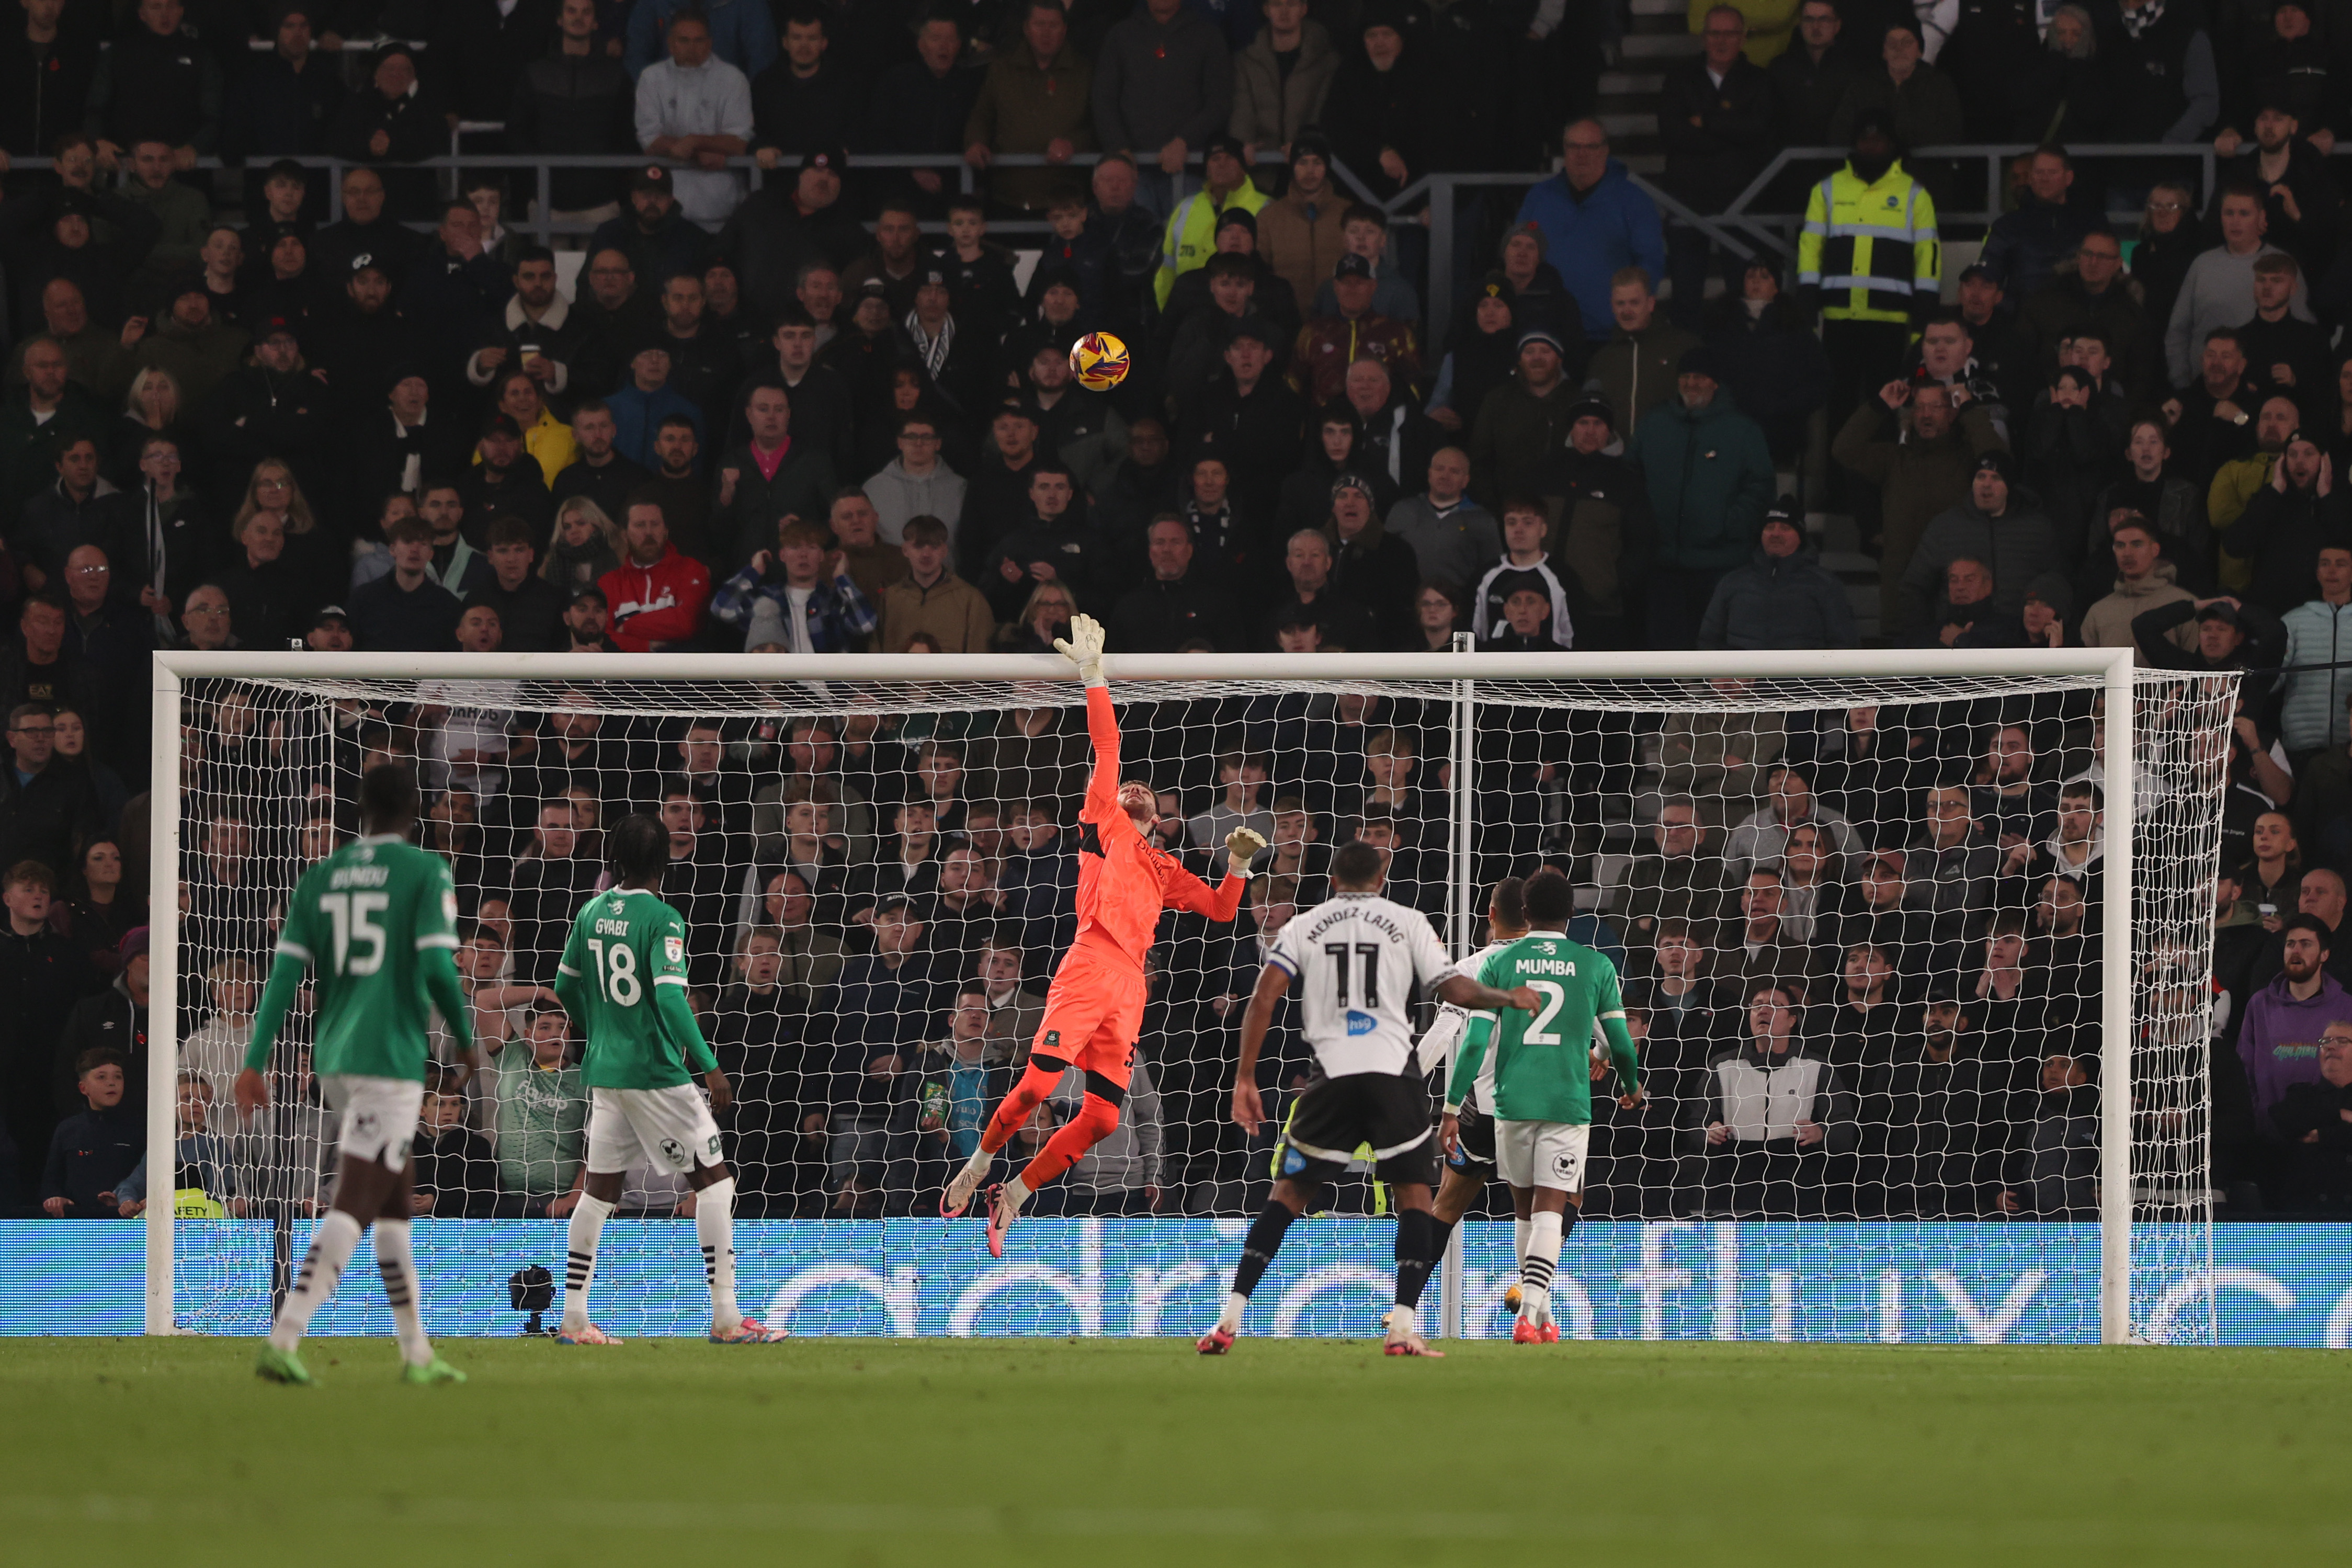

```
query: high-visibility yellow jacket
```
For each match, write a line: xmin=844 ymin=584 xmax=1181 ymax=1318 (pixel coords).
xmin=1797 ymin=160 xmax=1940 ymax=325
xmin=1153 ymin=179 xmax=1271 ymax=308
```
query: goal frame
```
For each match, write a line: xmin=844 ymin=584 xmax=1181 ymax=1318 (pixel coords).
xmin=143 ymin=646 xmax=2141 ymax=1343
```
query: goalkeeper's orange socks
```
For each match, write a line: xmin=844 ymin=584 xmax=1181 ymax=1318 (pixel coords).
xmin=1014 ymin=1093 xmax=1121 ymax=1193
xmin=373 ymin=1218 xmax=434 ymax=1368
xmin=1216 ymin=1200 xmax=1298 ymax=1335
xmin=980 ymin=1058 xmax=1069 ymax=1155
xmin=269 ymin=1208 xmax=361 ymax=1354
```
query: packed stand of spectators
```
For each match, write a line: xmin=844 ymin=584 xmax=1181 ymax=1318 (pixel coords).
xmin=0 ymin=0 xmax=2342 ymax=1220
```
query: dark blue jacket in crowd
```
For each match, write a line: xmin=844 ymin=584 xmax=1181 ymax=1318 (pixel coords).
xmin=1699 ymin=541 xmax=1859 ymax=650
xmin=40 ymin=1103 xmax=141 ymax=1216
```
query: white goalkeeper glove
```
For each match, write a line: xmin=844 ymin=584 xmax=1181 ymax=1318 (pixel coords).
xmin=1052 ymin=612 xmax=1108 ymax=686
xmin=1225 ymin=825 xmax=1268 ymax=875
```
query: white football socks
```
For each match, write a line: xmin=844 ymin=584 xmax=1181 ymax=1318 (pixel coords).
xmin=999 ymin=1176 xmax=1031 ymax=1218
xmin=1521 ymin=1210 xmax=1564 ymax=1328
xmin=1217 ymin=1291 xmax=1249 ymax=1335
xmin=270 ymin=1208 xmax=362 ymax=1353
xmin=372 ymin=1218 xmax=434 ymax=1367
xmin=561 ymin=1192 xmax=617 ymax=1331
xmin=697 ymin=1178 xmax=740 ymax=1331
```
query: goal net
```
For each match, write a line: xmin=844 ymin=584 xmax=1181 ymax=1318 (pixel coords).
xmin=147 ymin=652 xmax=2235 ymax=1345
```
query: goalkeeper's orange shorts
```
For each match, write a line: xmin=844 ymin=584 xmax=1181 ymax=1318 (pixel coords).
xmin=1031 ymin=935 xmax=1147 ymax=1090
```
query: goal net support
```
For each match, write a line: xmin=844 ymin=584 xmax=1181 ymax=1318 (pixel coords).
xmin=142 ymin=650 xmax=2235 ymax=1345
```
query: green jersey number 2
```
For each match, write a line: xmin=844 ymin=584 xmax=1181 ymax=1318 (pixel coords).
xmin=585 ymin=939 xmax=643 ymax=1006
xmin=1524 ymin=980 xmax=1569 ymax=1044
xmin=319 ymin=891 xmax=389 ymax=976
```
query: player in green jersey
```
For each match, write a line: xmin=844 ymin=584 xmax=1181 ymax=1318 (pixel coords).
xmin=1440 ymin=870 xmax=1641 ymax=1344
xmin=550 ymin=813 xmax=785 ymax=1344
xmin=237 ymin=764 xmax=472 ymax=1387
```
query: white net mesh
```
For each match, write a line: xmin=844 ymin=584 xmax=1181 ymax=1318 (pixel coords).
xmin=160 ymin=663 xmax=2237 ymax=1342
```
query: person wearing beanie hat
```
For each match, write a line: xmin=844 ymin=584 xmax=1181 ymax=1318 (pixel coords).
xmin=1697 ymin=496 xmax=1860 ymax=650
xmin=1423 ymin=272 xmax=1519 ymax=434
xmin=1150 ymin=124 xmax=1271 ymax=309
xmin=1524 ymin=390 xmax=1655 ymax=649
xmin=1258 ymin=132 xmax=1353 ymax=313
xmin=2222 ymin=422 xmax=2339 ymax=616
xmin=1465 ymin=312 xmax=1585 ymax=499
xmin=1157 ymin=223 xmax=1303 ymax=370
xmin=1808 ymin=82 xmax=1947 ymax=521
xmin=1184 ymin=309 xmax=1312 ymax=523
xmin=1627 ymin=332 xmax=1776 ymax=646
xmin=1896 ymin=438 xmax=2064 ymax=641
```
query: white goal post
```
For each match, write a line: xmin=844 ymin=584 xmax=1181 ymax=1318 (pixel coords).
xmin=142 ymin=646 xmax=2218 ymax=1344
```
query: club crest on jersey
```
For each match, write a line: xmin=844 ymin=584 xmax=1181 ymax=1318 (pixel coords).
xmin=1044 ymin=1030 xmax=1062 ymax=1050
xmin=1345 ymin=1009 xmax=1377 ymax=1036
xmin=664 ymin=935 xmax=685 ymax=965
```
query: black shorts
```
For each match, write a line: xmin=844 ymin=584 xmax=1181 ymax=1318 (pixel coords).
xmin=1446 ymin=1099 xmax=1497 ymax=1176
xmin=1277 ymin=1071 xmax=1438 ymax=1188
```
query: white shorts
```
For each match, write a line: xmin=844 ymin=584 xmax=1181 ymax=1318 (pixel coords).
xmin=321 ymin=1075 xmax=424 ymax=1174
xmin=1495 ymin=1119 xmax=1590 ymax=1193
xmin=586 ymin=1085 xmax=724 ymax=1177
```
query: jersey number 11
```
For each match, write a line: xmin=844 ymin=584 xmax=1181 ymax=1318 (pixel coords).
xmin=1324 ymin=943 xmax=1381 ymax=1008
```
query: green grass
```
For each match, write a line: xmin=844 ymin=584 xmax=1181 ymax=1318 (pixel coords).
xmin=1 ymin=1336 xmax=2345 ymax=1565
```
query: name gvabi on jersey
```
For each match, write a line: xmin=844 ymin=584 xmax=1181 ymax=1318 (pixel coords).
xmin=595 ymin=915 xmax=632 ymax=937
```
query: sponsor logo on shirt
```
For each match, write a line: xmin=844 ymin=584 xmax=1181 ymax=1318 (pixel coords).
xmin=1345 ymin=1009 xmax=1377 ymax=1037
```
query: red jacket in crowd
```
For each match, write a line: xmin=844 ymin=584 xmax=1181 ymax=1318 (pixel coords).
xmin=600 ymin=543 xmax=711 ymax=652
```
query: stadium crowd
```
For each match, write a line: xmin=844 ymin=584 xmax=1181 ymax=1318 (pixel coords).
xmin=0 ymin=0 xmax=2348 ymax=1225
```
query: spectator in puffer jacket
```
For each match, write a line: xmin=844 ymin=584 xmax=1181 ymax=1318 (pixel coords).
xmin=1627 ymin=344 xmax=1775 ymax=649
xmin=2276 ymin=540 xmax=2352 ymax=760
xmin=1698 ymin=498 xmax=1858 ymax=650
xmin=600 ymin=499 xmax=712 ymax=651
xmin=1895 ymin=449 xmax=2063 ymax=644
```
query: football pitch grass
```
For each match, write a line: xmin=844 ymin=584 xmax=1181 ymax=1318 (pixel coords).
xmin=2 ymin=1337 xmax=2344 ymax=1566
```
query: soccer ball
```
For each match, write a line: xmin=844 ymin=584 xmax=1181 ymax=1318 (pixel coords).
xmin=1069 ymin=332 xmax=1131 ymax=392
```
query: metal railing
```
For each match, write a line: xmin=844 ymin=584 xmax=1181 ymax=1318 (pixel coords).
xmin=1388 ymin=142 xmax=2236 ymax=347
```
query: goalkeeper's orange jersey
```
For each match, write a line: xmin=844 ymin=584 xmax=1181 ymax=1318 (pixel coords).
xmin=1072 ymin=685 xmax=1247 ymax=965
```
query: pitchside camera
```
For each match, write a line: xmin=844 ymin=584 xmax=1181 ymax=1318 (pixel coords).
xmin=509 ymin=1265 xmax=555 ymax=1336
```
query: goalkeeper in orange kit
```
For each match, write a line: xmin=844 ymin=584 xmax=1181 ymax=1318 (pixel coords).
xmin=943 ymin=613 xmax=1264 ymax=1255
